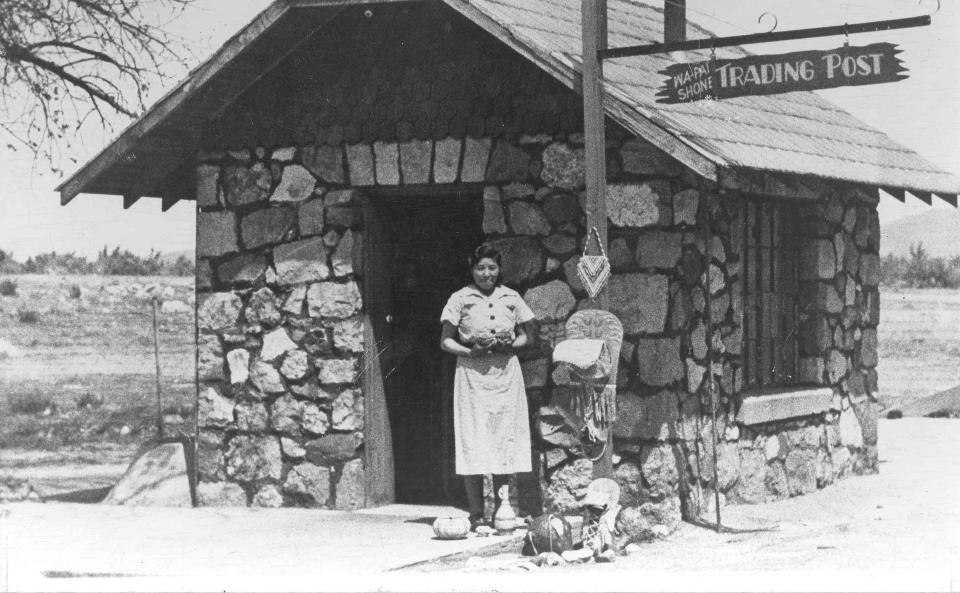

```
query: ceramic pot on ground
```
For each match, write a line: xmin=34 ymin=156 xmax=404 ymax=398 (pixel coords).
xmin=493 ymin=485 xmax=518 ymax=533
xmin=433 ymin=516 xmax=470 ymax=540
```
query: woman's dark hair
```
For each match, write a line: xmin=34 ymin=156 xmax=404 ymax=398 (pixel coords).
xmin=467 ymin=244 xmax=502 ymax=286
xmin=468 ymin=244 xmax=502 ymax=269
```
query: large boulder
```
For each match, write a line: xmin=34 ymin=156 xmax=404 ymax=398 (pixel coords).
xmin=198 ymin=292 xmax=242 ymax=331
xmin=608 ymin=273 xmax=668 ymax=334
xmin=223 ymin=163 xmax=272 ymax=206
xmin=488 ymin=237 xmax=544 ymax=286
xmin=540 ymin=142 xmax=585 ymax=190
xmin=225 ymin=436 xmax=282 ymax=482
xmin=283 ymin=462 xmax=331 ymax=506
xmin=523 ymin=280 xmax=576 ymax=322
xmin=102 ymin=442 xmax=192 ymax=507
xmin=543 ymin=459 xmax=593 ymax=513
xmin=615 ymin=497 xmax=682 ymax=544
xmin=274 ymin=237 xmax=330 ymax=285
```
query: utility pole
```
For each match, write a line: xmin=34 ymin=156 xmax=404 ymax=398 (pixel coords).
xmin=581 ymin=0 xmax=612 ymax=478
xmin=581 ymin=0 xmax=608 ymax=312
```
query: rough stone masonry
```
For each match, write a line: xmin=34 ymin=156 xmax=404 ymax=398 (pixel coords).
xmin=191 ymin=4 xmax=879 ymax=544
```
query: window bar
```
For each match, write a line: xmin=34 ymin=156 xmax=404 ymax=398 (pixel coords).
xmin=743 ymin=200 xmax=755 ymax=387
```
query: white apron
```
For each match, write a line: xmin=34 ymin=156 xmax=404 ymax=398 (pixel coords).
xmin=441 ymin=285 xmax=535 ymax=475
xmin=453 ymin=351 xmax=532 ymax=474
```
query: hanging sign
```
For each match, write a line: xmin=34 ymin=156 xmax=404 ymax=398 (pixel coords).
xmin=656 ymin=43 xmax=907 ymax=103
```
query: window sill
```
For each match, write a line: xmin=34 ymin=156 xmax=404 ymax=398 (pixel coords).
xmin=736 ymin=386 xmax=834 ymax=426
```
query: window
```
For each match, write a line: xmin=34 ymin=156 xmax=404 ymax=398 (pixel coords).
xmin=741 ymin=199 xmax=801 ymax=388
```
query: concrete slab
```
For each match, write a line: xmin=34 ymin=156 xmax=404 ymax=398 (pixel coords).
xmin=1 ymin=501 xmax=522 ymax=591
xmin=2 ymin=419 xmax=959 ymax=592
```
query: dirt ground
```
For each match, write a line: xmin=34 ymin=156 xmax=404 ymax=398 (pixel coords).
xmin=877 ymin=288 xmax=960 ymax=411
xmin=1 ymin=418 xmax=957 ymax=592
xmin=0 ymin=274 xmax=194 ymax=498
xmin=422 ymin=418 xmax=960 ymax=582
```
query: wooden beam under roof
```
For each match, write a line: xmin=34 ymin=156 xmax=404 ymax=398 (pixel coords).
xmin=934 ymin=193 xmax=958 ymax=207
xmin=907 ymin=190 xmax=933 ymax=205
xmin=719 ymin=168 xmax=825 ymax=200
xmin=880 ymin=187 xmax=906 ymax=202
xmin=56 ymin=1 xmax=344 ymax=205
xmin=57 ymin=2 xmax=288 ymax=205
xmin=161 ymin=195 xmax=182 ymax=212
xmin=123 ymin=195 xmax=141 ymax=209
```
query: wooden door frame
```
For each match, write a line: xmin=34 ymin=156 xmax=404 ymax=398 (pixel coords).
xmin=360 ymin=187 xmax=483 ymax=507
xmin=361 ymin=195 xmax=395 ymax=507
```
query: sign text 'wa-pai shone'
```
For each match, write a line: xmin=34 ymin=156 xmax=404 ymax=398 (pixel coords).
xmin=656 ymin=43 xmax=907 ymax=103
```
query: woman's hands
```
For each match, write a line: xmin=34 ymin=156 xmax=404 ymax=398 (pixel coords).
xmin=441 ymin=322 xmax=529 ymax=359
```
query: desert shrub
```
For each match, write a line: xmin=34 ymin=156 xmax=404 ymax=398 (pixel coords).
xmin=9 ymin=390 xmax=55 ymax=415
xmin=17 ymin=309 xmax=39 ymax=323
xmin=67 ymin=283 xmax=82 ymax=299
xmin=881 ymin=243 xmax=960 ymax=288
xmin=76 ymin=392 xmax=105 ymax=409
xmin=0 ymin=248 xmax=193 ymax=277
xmin=0 ymin=250 xmax=23 ymax=274
xmin=0 ymin=279 xmax=16 ymax=296
xmin=167 ymin=255 xmax=195 ymax=276
xmin=22 ymin=252 xmax=93 ymax=274
xmin=95 ymin=246 xmax=163 ymax=276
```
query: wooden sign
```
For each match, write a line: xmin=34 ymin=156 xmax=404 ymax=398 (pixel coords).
xmin=656 ymin=43 xmax=906 ymax=103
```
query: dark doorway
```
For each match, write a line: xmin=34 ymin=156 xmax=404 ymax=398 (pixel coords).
xmin=365 ymin=191 xmax=483 ymax=506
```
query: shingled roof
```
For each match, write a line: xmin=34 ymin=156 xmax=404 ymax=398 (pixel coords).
xmin=58 ymin=0 xmax=960 ymax=207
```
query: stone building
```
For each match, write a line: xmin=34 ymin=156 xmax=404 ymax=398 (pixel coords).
xmin=59 ymin=0 xmax=959 ymax=534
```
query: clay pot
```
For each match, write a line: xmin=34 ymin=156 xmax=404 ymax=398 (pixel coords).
xmin=494 ymin=485 xmax=518 ymax=534
xmin=432 ymin=516 xmax=470 ymax=540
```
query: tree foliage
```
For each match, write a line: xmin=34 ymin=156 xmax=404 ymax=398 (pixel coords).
xmin=0 ymin=0 xmax=193 ymax=169
xmin=881 ymin=242 xmax=960 ymax=289
xmin=0 ymin=246 xmax=194 ymax=276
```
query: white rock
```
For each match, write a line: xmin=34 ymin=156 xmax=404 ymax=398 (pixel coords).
xmin=261 ymin=328 xmax=298 ymax=361
xmin=0 ymin=338 xmax=22 ymax=359
xmin=624 ymin=543 xmax=643 ymax=555
xmin=227 ymin=349 xmax=250 ymax=385
xmin=280 ymin=350 xmax=309 ymax=380
xmin=838 ymin=408 xmax=864 ymax=448
xmin=523 ymin=280 xmax=576 ymax=322
xmin=270 ymin=164 xmax=316 ymax=202
xmin=272 ymin=146 xmax=297 ymax=162
xmin=561 ymin=548 xmax=594 ymax=563
xmin=280 ymin=437 xmax=306 ymax=459
xmin=161 ymin=300 xmax=191 ymax=314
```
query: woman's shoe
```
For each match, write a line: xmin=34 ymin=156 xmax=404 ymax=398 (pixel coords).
xmin=469 ymin=513 xmax=487 ymax=532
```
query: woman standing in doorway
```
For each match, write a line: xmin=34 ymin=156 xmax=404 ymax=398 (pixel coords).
xmin=440 ymin=244 xmax=536 ymax=529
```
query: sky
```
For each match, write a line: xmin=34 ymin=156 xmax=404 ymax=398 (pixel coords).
xmin=0 ymin=0 xmax=957 ymax=259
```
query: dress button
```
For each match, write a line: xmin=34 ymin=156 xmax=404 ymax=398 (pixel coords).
xmin=489 ymin=315 xmax=495 ymax=320
xmin=489 ymin=303 xmax=493 ymax=308
xmin=490 ymin=329 xmax=496 ymax=334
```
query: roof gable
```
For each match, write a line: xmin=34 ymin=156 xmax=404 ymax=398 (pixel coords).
xmin=58 ymin=0 xmax=960 ymax=206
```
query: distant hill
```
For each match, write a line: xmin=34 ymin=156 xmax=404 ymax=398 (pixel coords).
xmin=881 ymin=210 xmax=960 ymax=258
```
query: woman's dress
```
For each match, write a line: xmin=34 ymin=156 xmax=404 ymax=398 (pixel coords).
xmin=441 ymin=285 xmax=535 ymax=475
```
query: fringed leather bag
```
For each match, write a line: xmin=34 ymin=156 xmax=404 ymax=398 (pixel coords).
xmin=556 ymin=310 xmax=623 ymax=460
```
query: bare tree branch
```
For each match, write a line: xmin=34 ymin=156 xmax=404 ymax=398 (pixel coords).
xmin=0 ymin=0 xmax=194 ymax=166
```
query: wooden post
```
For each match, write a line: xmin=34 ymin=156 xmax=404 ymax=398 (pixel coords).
xmin=582 ymin=0 xmax=612 ymax=478
xmin=581 ymin=0 xmax=608 ymax=310
xmin=152 ymin=297 xmax=165 ymax=439
xmin=664 ymin=0 xmax=686 ymax=43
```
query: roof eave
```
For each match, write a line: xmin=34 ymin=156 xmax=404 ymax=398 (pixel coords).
xmin=56 ymin=1 xmax=298 ymax=205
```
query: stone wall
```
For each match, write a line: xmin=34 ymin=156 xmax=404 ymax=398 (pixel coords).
xmin=192 ymin=0 xmax=880 ymax=528
xmin=195 ymin=149 xmax=366 ymax=508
